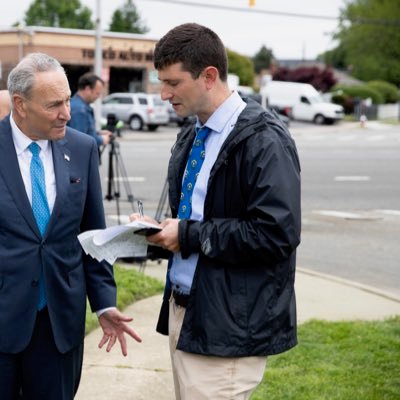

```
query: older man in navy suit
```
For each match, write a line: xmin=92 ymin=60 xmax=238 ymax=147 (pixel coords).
xmin=0 ymin=53 xmax=141 ymax=400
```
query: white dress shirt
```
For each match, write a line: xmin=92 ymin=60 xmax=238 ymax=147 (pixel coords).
xmin=10 ymin=114 xmax=56 ymax=212
xmin=10 ymin=114 xmax=113 ymax=317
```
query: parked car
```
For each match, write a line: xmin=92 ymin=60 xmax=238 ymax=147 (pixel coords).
xmin=101 ymin=92 xmax=169 ymax=131
xmin=260 ymin=81 xmax=344 ymax=124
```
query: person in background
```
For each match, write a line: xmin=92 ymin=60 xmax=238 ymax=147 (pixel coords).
xmin=68 ymin=72 xmax=112 ymax=148
xmin=130 ymin=23 xmax=301 ymax=400
xmin=0 ymin=53 xmax=141 ymax=400
xmin=0 ymin=89 xmax=11 ymax=119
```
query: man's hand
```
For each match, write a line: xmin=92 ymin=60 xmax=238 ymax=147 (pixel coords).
xmin=129 ymin=214 xmax=180 ymax=253
xmin=149 ymin=218 xmax=180 ymax=253
xmin=98 ymin=308 xmax=142 ymax=356
xmin=99 ymin=129 xmax=113 ymax=145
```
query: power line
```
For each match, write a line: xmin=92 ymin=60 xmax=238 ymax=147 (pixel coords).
xmin=139 ymin=0 xmax=338 ymax=21
xmin=139 ymin=0 xmax=400 ymax=26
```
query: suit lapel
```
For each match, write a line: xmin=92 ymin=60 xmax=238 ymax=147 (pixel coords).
xmin=0 ymin=117 xmax=40 ymax=237
xmin=45 ymin=138 xmax=70 ymax=236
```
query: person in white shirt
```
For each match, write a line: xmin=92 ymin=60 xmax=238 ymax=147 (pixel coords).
xmin=0 ymin=52 xmax=141 ymax=400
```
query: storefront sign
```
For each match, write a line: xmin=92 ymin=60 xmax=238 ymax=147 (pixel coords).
xmin=82 ymin=47 xmax=153 ymax=62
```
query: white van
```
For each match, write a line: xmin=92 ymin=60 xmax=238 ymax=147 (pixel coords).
xmin=260 ymin=80 xmax=344 ymax=124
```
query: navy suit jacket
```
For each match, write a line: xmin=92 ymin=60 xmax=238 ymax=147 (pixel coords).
xmin=0 ymin=116 xmax=116 ymax=354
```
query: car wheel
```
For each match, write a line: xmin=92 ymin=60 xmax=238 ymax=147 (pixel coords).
xmin=314 ymin=114 xmax=325 ymax=125
xmin=147 ymin=124 xmax=159 ymax=132
xmin=129 ymin=115 xmax=143 ymax=130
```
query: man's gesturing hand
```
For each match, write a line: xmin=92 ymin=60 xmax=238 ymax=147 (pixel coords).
xmin=98 ymin=308 xmax=142 ymax=356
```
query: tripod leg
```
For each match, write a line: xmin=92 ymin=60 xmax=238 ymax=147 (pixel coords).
xmin=105 ymin=141 xmax=122 ymax=224
xmin=155 ymin=178 xmax=169 ymax=222
xmin=113 ymin=144 xmax=136 ymax=212
xmin=105 ymin=144 xmax=114 ymax=201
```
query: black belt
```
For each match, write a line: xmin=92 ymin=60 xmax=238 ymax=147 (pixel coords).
xmin=172 ymin=290 xmax=190 ymax=308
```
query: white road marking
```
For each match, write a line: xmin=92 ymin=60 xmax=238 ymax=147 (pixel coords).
xmin=312 ymin=210 xmax=383 ymax=221
xmin=313 ymin=210 xmax=364 ymax=219
xmin=334 ymin=176 xmax=370 ymax=181
xmin=375 ymin=209 xmax=400 ymax=216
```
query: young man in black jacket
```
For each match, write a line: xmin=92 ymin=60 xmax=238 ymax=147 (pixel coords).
xmin=131 ymin=23 xmax=301 ymax=400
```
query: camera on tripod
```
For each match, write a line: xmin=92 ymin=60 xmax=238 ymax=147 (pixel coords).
xmin=105 ymin=113 xmax=124 ymax=138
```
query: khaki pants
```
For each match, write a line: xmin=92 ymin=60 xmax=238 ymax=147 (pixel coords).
xmin=168 ymin=299 xmax=267 ymax=400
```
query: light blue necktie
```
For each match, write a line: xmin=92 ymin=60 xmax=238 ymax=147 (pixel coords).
xmin=29 ymin=142 xmax=50 ymax=310
xmin=178 ymin=126 xmax=210 ymax=219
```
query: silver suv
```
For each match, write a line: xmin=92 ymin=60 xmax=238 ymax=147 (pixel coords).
xmin=101 ymin=92 xmax=169 ymax=131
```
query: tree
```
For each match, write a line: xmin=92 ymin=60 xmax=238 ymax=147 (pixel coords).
xmin=24 ymin=0 xmax=94 ymax=29
xmin=334 ymin=0 xmax=400 ymax=85
xmin=319 ymin=44 xmax=347 ymax=70
xmin=273 ymin=66 xmax=337 ymax=92
xmin=252 ymin=45 xmax=274 ymax=74
xmin=227 ymin=49 xmax=255 ymax=87
xmin=109 ymin=0 xmax=148 ymax=34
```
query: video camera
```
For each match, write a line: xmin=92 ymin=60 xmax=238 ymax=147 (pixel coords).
xmin=104 ymin=113 xmax=124 ymax=138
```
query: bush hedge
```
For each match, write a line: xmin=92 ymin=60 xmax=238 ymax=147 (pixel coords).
xmin=366 ymin=80 xmax=400 ymax=103
xmin=332 ymin=84 xmax=384 ymax=104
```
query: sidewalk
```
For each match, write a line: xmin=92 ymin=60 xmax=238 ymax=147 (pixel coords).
xmin=75 ymin=261 xmax=400 ymax=400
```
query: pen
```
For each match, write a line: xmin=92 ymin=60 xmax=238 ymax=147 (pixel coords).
xmin=137 ymin=200 xmax=144 ymax=218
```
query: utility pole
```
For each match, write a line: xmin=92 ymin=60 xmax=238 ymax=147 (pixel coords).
xmin=94 ymin=0 xmax=102 ymax=130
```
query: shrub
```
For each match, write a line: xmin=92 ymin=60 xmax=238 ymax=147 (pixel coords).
xmin=367 ymin=80 xmax=400 ymax=103
xmin=332 ymin=84 xmax=384 ymax=104
xmin=331 ymin=92 xmax=355 ymax=114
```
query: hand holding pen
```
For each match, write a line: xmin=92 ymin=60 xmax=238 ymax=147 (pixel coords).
xmin=137 ymin=200 xmax=144 ymax=219
xmin=130 ymin=200 xmax=179 ymax=252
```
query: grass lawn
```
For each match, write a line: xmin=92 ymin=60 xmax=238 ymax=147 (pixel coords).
xmin=251 ymin=317 xmax=400 ymax=400
xmin=84 ymin=264 xmax=400 ymax=398
xmin=85 ymin=263 xmax=164 ymax=333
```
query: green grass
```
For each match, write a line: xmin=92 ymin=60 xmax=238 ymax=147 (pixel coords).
xmin=251 ymin=317 xmax=400 ymax=400
xmin=85 ymin=264 xmax=164 ymax=333
xmin=84 ymin=267 xmax=400 ymax=398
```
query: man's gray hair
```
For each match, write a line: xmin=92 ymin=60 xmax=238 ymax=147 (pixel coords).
xmin=7 ymin=52 xmax=65 ymax=100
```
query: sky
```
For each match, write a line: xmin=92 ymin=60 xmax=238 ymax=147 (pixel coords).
xmin=1 ymin=0 xmax=346 ymax=59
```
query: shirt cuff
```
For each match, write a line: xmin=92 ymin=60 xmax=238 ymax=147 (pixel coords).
xmin=96 ymin=306 xmax=116 ymax=317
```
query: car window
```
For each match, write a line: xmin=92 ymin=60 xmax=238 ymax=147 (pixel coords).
xmin=137 ymin=97 xmax=148 ymax=105
xmin=103 ymin=97 xmax=133 ymax=105
xmin=118 ymin=97 xmax=134 ymax=104
xmin=103 ymin=98 xmax=117 ymax=105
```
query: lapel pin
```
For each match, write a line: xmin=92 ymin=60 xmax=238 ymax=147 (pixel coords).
xmin=64 ymin=154 xmax=70 ymax=161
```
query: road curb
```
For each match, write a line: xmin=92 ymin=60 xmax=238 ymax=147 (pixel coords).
xmin=298 ymin=267 xmax=400 ymax=303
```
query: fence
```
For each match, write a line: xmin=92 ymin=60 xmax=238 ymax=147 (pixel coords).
xmin=354 ymin=102 xmax=399 ymax=121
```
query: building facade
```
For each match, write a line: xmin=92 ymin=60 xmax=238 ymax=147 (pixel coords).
xmin=0 ymin=26 xmax=160 ymax=95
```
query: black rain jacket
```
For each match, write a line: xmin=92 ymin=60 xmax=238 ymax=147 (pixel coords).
xmin=155 ymin=98 xmax=301 ymax=357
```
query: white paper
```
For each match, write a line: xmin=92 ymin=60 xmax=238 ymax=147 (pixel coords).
xmin=78 ymin=220 xmax=161 ymax=264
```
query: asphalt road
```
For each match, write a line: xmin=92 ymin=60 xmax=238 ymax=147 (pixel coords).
xmin=99 ymin=120 xmax=400 ymax=298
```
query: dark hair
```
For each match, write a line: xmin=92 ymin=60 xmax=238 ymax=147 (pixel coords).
xmin=78 ymin=72 xmax=104 ymax=90
xmin=154 ymin=23 xmax=228 ymax=81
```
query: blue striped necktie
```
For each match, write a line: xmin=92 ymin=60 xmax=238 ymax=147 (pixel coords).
xmin=29 ymin=142 xmax=50 ymax=310
xmin=178 ymin=126 xmax=210 ymax=219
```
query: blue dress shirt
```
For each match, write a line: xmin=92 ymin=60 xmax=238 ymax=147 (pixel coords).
xmin=68 ymin=94 xmax=103 ymax=147
xmin=170 ymin=91 xmax=246 ymax=295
